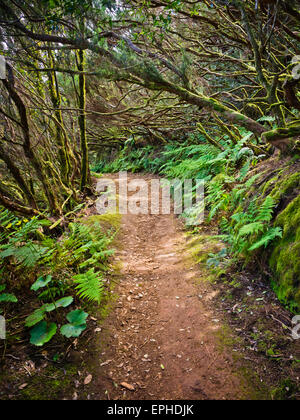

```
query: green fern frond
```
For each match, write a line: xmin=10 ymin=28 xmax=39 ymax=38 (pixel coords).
xmin=255 ymin=196 xmax=275 ymax=222
xmin=248 ymin=227 xmax=283 ymax=251
xmin=73 ymin=269 xmax=104 ymax=303
xmin=238 ymin=222 xmax=265 ymax=238
xmin=0 ymin=243 xmax=50 ymax=268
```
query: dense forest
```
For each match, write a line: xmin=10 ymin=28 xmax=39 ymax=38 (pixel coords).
xmin=0 ymin=0 xmax=299 ymax=401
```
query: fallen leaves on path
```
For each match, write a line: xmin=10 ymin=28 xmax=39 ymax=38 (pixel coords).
xmin=84 ymin=374 xmax=92 ymax=385
xmin=120 ymin=382 xmax=135 ymax=391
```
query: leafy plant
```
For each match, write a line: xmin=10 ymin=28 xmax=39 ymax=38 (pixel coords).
xmin=31 ymin=276 xmax=52 ymax=292
xmin=221 ymin=196 xmax=282 ymax=258
xmin=0 ymin=205 xmax=115 ymax=345
xmin=25 ymin=275 xmax=86 ymax=346
xmin=60 ymin=309 xmax=88 ymax=338
xmin=30 ymin=321 xmax=57 ymax=347
xmin=0 ymin=293 xmax=18 ymax=303
xmin=73 ymin=269 xmax=104 ymax=303
xmin=0 ymin=284 xmax=18 ymax=303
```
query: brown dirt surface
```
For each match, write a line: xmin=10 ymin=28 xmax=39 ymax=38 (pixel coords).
xmin=90 ymin=173 xmax=247 ymax=400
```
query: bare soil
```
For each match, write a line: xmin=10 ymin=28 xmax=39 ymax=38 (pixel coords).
xmin=90 ymin=174 xmax=251 ymax=400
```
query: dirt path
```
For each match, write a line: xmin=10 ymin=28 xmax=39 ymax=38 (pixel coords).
xmin=92 ymin=174 xmax=244 ymax=400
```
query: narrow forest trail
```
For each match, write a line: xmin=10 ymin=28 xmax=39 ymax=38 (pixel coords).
xmin=92 ymin=173 xmax=248 ymax=400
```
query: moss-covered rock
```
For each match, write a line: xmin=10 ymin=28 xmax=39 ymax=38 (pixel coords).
xmin=270 ymin=171 xmax=300 ymax=203
xmin=238 ymin=163 xmax=300 ymax=311
xmin=270 ymin=194 xmax=300 ymax=311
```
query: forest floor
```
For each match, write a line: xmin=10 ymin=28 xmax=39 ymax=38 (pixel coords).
xmin=1 ymin=173 xmax=299 ymax=400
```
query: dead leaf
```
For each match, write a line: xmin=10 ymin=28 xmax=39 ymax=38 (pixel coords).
xmin=120 ymin=382 xmax=135 ymax=391
xmin=84 ymin=374 xmax=92 ymax=385
xmin=100 ymin=360 xmax=112 ymax=367
xmin=19 ymin=383 xmax=28 ymax=390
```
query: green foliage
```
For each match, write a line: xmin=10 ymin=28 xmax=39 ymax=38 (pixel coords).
xmin=60 ymin=309 xmax=88 ymax=338
xmin=0 ymin=211 xmax=53 ymax=269
xmin=0 ymin=293 xmax=18 ymax=303
xmin=94 ymin=144 xmax=164 ymax=174
xmin=73 ymin=269 xmax=104 ymax=303
xmin=25 ymin=309 xmax=45 ymax=328
xmin=0 ymin=284 xmax=18 ymax=303
xmin=26 ymin=275 xmax=85 ymax=345
xmin=60 ymin=323 xmax=86 ymax=338
xmin=30 ymin=321 xmax=57 ymax=347
xmin=220 ymin=196 xmax=283 ymax=258
xmin=55 ymin=296 xmax=74 ymax=308
xmin=65 ymin=222 xmax=115 ymax=271
xmin=66 ymin=309 xmax=89 ymax=325
xmin=31 ymin=276 xmax=52 ymax=292
xmin=25 ymin=276 xmax=74 ymax=328
xmin=270 ymin=194 xmax=300 ymax=312
xmin=0 ymin=206 xmax=115 ymax=346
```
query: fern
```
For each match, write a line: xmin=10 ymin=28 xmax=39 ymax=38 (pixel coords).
xmin=238 ymin=222 xmax=265 ymax=238
xmin=255 ymin=196 xmax=275 ymax=222
xmin=228 ymin=195 xmax=282 ymax=255
xmin=73 ymin=269 xmax=104 ymax=303
xmin=248 ymin=227 xmax=283 ymax=251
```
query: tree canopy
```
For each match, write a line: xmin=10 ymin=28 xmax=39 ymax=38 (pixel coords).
xmin=0 ymin=0 xmax=299 ymax=216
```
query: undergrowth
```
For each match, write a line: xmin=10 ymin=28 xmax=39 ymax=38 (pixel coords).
xmin=0 ymin=209 xmax=116 ymax=346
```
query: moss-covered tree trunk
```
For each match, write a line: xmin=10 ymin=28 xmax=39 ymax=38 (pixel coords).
xmin=77 ymin=49 xmax=90 ymax=192
xmin=2 ymin=74 xmax=60 ymax=215
xmin=0 ymin=142 xmax=37 ymax=209
xmin=47 ymin=53 xmax=71 ymax=186
xmin=0 ymin=184 xmax=39 ymax=216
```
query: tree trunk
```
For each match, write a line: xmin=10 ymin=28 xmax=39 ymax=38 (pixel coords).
xmin=77 ymin=49 xmax=90 ymax=192
xmin=2 ymin=73 xmax=60 ymax=215
xmin=0 ymin=142 xmax=38 ymax=209
xmin=47 ymin=52 xmax=71 ymax=185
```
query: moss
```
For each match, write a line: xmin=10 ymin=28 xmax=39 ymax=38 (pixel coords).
xmin=19 ymin=364 xmax=77 ymax=400
xmin=186 ymin=235 xmax=222 ymax=266
xmin=212 ymin=173 xmax=235 ymax=185
xmin=269 ymin=171 xmax=300 ymax=203
xmin=271 ymin=379 xmax=299 ymax=400
xmin=214 ymin=324 xmax=271 ymax=400
xmin=83 ymin=213 xmax=122 ymax=232
xmin=215 ymin=323 xmax=240 ymax=351
xmin=91 ymin=172 xmax=103 ymax=179
xmin=269 ymin=194 xmax=300 ymax=311
xmin=261 ymin=174 xmax=280 ymax=197
xmin=237 ymin=366 xmax=271 ymax=400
